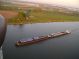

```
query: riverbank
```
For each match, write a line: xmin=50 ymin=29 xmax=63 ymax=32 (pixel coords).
xmin=0 ymin=10 xmax=18 ymax=20
xmin=0 ymin=10 xmax=79 ymax=24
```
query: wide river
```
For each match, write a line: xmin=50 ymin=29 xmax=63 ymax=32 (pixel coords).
xmin=2 ymin=22 xmax=79 ymax=59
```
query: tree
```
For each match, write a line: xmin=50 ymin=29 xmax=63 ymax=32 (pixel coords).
xmin=17 ymin=9 xmax=31 ymax=22
xmin=24 ymin=9 xmax=31 ymax=20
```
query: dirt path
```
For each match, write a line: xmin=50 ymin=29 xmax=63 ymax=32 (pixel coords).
xmin=0 ymin=10 xmax=18 ymax=19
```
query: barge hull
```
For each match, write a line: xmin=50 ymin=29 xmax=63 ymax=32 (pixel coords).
xmin=15 ymin=30 xmax=71 ymax=47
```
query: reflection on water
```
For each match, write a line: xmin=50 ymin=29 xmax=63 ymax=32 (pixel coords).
xmin=2 ymin=22 xmax=79 ymax=59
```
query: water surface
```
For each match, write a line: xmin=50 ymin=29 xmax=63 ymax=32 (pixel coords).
xmin=3 ymin=22 xmax=79 ymax=59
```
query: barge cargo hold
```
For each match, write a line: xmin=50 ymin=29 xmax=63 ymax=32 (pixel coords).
xmin=15 ymin=30 xmax=71 ymax=47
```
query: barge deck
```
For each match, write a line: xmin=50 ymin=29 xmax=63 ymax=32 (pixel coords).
xmin=15 ymin=30 xmax=71 ymax=47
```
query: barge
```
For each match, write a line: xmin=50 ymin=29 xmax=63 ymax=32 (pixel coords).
xmin=15 ymin=30 xmax=71 ymax=47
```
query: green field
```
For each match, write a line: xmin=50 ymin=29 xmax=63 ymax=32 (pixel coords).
xmin=0 ymin=4 xmax=79 ymax=24
xmin=8 ymin=9 xmax=79 ymax=24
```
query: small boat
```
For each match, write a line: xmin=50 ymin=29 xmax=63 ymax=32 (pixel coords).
xmin=15 ymin=30 xmax=71 ymax=47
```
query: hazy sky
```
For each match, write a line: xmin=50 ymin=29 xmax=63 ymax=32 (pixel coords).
xmin=2 ymin=0 xmax=79 ymax=8
xmin=22 ymin=0 xmax=79 ymax=8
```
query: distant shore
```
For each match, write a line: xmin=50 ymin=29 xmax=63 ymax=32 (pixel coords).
xmin=0 ymin=10 xmax=79 ymax=24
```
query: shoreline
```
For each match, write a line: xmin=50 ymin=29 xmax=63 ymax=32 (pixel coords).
xmin=7 ymin=21 xmax=79 ymax=25
xmin=0 ymin=10 xmax=79 ymax=25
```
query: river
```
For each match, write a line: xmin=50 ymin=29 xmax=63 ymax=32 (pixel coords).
xmin=2 ymin=22 xmax=79 ymax=59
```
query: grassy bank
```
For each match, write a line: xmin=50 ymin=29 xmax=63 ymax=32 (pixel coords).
xmin=7 ymin=10 xmax=79 ymax=24
xmin=0 ymin=4 xmax=79 ymax=24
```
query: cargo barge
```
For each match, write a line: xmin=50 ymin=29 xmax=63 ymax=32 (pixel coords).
xmin=15 ymin=30 xmax=71 ymax=47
